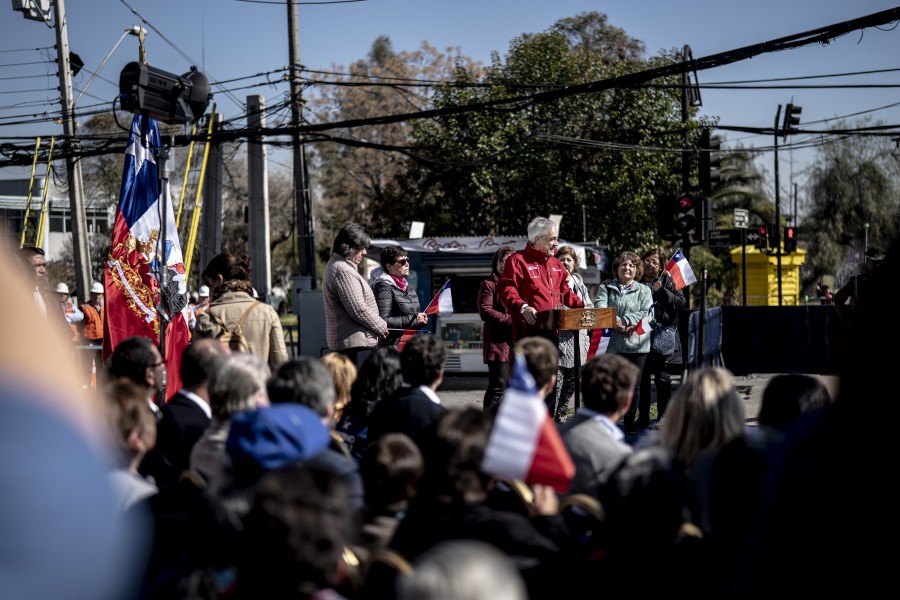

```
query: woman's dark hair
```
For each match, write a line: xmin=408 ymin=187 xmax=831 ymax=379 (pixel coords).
xmin=201 ymin=253 xmax=254 ymax=299
xmin=202 ymin=252 xmax=251 ymax=283
xmin=380 ymin=245 xmax=409 ymax=270
xmin=360 ymin=433 xmax=424 ymax=514
xmin=332 ymin=223 xmax=370 ymax=257
xmin=346 ymin=346 xmax=403 ymax=419
xmin=491 ymin=245 xmax=515 ymax=276
xmin=641 ymin=247 xmax=667 ymax=268
xmin=417 ymin=409 xmax=494 ymax=506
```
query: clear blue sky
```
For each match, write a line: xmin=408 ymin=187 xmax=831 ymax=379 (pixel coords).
xmin=3 ymin=0 xmax=900 ymax=208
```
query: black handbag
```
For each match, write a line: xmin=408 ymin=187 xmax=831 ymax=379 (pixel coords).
xmin=651 ymin=324 xmax=676 ymax=356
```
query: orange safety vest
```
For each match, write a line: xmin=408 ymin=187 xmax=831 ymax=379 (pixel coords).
xmin=81 ymin=303 xmax=104 ymax=341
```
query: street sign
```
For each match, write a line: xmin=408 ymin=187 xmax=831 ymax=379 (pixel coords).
xmin=708 ymin=228 xmax=744 ymax=247
xmin=734 ymin=208 xmax=749 ymax=228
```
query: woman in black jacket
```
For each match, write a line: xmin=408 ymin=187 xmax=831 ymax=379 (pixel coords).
xmin=372 ymin=245 xmax=428 ymax=348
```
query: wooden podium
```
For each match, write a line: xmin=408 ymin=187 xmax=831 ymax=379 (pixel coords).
xmin=535 ymin=307 xmax=616 ymax=410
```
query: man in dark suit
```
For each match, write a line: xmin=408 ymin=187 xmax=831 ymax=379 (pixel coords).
xmin=140 ymin=337 xmax=228 ymax=488
xmin=367 ymin=335 xmax=448 ymax=448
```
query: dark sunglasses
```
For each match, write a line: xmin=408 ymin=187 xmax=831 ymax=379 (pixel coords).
xmin=395 ymin=258 xmax=409 ymax=265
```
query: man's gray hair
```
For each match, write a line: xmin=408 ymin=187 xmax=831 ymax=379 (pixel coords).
xmin=527 ymin=217 xmax=556 ymax=244
xmin=209 ymin=353 xmax=271 ymax=421
xmin=266 ymin=357 xmax=337 ymax=417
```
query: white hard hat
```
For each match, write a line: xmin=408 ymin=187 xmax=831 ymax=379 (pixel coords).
xmin=199 ymin=285 xmax=210 ymax=297
xmin=90 ymin=281 xmax=104 ymax=294
xmin=55 ymin=282 xmax=70 ymax=294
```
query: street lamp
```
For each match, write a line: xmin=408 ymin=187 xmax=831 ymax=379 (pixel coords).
xmin=864 ymin=222 xmax=870 ymax=251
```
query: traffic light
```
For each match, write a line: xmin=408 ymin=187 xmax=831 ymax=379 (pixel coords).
xmin=755 ymin=225 xmax=768 ymax=250
xmin=782 ymin=103 xmax=802 ymax=134
xmin=698 ymin=196 xmax=713 ymax=243
xmin=699 ymin=128 xmax=722 ymax=197
xmin=673 ymin=193 xmax=698 ymax=237
xmin=784 ymin=226 xmax=798 ymax=253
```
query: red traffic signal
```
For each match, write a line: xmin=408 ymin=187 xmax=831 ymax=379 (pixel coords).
xmin=673 ymin=193 xmax=698 ymax=236
xmin=756 ymin=225 xmax=769 ymax=250
xmin=784 ymin=226 xmax=798 ymax=252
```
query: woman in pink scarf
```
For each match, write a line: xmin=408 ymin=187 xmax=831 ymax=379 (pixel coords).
xmin=372 ymin=245 xmax=428 ymax=348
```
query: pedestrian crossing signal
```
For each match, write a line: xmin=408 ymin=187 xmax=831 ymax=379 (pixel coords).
xmin=784 ymin=226 xmax=798 ymax=253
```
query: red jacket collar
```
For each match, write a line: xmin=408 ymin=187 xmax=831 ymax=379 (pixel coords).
xmin=523 ymin=243 xmax=550 ymax=263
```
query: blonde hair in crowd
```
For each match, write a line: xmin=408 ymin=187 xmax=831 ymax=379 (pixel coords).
xmin=658 ymin=367 xmax=745 ymax=467
xmin=320 ymin=352 xmax=357 ymax=418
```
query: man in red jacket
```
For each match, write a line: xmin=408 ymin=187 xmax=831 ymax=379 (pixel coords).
xmin=498 ymin=216 xmax=583 ymax=344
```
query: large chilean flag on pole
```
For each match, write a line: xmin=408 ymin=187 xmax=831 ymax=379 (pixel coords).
xmin=481 ymin=354 xmax=575 ymax=492
xmin=103 ymin=114 xmax=191 ymax=401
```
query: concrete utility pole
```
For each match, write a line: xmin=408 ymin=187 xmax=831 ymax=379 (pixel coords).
xmin=52 ymin=0 xmax=91 ymax=304
xmin=200 ymin=113 xmax=223 ymax=275
xmin=287 ymin=0 xmax=317 ymax=290
xmin=247 ymin=96 xmax=272 ymax=300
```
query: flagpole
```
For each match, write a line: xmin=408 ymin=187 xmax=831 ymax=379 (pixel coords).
xmin=155 ymin=132 xmax=174 ymax=407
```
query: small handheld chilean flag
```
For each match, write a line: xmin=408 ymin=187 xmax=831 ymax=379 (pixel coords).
xmin=481 ymin=354 xmax=575 ymax=492
xmin=665 ymin=248 xmax=697 ymax=291
xmin=634 ymin=305 xmax=655 ymax=336
xmin=586 ymin=327 xmax=611 ymax=360
xmin=424 ymin=279 xmax=453 ymax=315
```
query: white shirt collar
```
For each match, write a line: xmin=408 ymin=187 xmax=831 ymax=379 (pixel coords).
xmin=178 ymin=389 xmax=212 ymax=419
xmin=418 ymin=385 xmax=441 ymax=405
xmin=575 ymin=407 xmax=624 ymax=441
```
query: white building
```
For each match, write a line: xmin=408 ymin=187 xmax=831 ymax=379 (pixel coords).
xmin=0 ymin=176 xmax=113 ymax=260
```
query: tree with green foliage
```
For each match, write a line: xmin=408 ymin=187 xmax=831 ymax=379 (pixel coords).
xmin=404 ymin=12 xmax=691 ymax=252
xmin=802 ymin=124 xmax=900 ymax=291
xmin=307 ymin=37 xmax=477 ymax=250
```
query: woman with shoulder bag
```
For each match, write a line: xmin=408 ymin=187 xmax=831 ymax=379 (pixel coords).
xmin=195 ymin=252 xmax=289 ymax=370
xmin=639 ymin=248 xmax=686 ymax=428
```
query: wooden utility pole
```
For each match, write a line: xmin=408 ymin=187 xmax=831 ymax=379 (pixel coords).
xmin=53 ymin=0 xmax=91 ymax=304
xmin=287 ymin=0 xmax=317 ymax=290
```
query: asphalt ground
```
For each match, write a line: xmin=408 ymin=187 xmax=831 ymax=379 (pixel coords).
xmin=437 ymin=372 xmax=840 ymax=434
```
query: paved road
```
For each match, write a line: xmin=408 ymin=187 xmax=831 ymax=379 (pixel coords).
xmin=437 ymin=372 xmax=840 ymax=428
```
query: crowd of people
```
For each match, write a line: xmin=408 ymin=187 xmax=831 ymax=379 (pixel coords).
xmin=4 ymin=222 xmax=893 ymax=600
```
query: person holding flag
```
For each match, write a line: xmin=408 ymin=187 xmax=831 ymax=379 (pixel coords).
xmin=594 ymin=251 xmax=652 ymax=433
xmin=103 ymin=114 xmax=191 ymax=404
xmin=371 ymin=245 xmax=428 ymax=349
xmin=639 ymin=247 xmax=686 ymax=426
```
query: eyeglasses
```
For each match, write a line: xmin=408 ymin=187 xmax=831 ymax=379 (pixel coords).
xmin=643 ymin=258 xmax=660 ymax=266
xmin=396 ymin=258 xmax=409 ymax=265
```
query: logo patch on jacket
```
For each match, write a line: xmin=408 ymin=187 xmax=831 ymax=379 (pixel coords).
xmin=527 ymin=265 xmax=540 ymax=278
